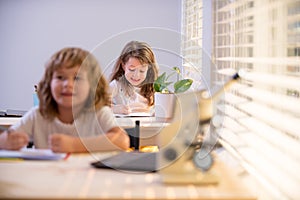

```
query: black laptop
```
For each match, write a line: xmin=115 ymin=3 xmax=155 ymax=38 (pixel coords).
xmin=91 ymin=151 xmax=157 ymax=172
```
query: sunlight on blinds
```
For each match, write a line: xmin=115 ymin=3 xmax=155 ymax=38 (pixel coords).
xmin=212 ymin=0 xmax=300 ymax=199
xmin=181 ymin=0 xmax=204 ymax=89
xmin=233 ymin=83 xmax=300 ymax=115
xmin=239 ymin=71 xmax=300 ymax=89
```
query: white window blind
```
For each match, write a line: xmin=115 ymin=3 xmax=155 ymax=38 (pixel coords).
xmin=211 ymin=0 xmax=300 ymax=199
xmin=181 ymin=0 xmax=203 ymax=89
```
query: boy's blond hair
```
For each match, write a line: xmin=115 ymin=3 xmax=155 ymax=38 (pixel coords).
xmin=38 ymin=47 xmax=110 ymax=119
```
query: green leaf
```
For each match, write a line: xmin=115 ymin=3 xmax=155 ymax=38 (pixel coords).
xmin=155 ymin=72 xmax=166 ymax=84
xmin=153 ymin=82 xmax=161 ymax=92
xmin=174 ymin=79 xmax=193 ymax=93
xmin=154 ymin=72 xmax=166 ymax=92
xmin=154 ymin=67 xmax=194 ymax=93
xmin=154 ymin=72 xmax=174 ymax=92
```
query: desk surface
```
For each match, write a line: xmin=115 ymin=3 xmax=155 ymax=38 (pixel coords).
xmin=0 ymin=152 xmax=255 ymax=200
xmin=0 ymin=117 xmax=169 ymax=126
xmin=0 ymin=117 xmax=20 ymax=126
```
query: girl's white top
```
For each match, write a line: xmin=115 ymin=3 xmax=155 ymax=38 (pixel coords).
xmin=109 ymin=80 xmax=151 ymax=111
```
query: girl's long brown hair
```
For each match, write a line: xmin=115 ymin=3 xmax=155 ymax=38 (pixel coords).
xmin=110 ymin=41 xmax=159 ymax=106
xmin=38 ymin=47 xmax=110 ymax=120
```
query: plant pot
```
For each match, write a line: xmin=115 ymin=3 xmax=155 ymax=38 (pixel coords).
xmin=154 ymin=93 xmax=176 ymax=118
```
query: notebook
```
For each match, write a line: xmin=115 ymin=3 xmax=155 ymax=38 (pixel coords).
xmin=114 ymin=112 xmax=152 ymax=117
xmin=0 ymin=149 xmax=66 ymax=160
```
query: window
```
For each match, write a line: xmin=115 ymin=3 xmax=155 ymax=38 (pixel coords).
xmin=181 ymin=0 xmax=203 ymax=89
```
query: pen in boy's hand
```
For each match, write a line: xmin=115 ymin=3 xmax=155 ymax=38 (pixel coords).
xmin=0 ymin=125 xmax=10 ymax=133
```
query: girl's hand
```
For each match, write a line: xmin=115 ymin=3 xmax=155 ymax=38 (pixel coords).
xmin=112 ymin=104 xmax=131 ymax=114
xmin=49 ymin=133 xmax=75 ymax=153
xmin=5 ymin=131 xmax=29 ymax=150
xmin=130 ymin=102 xmax=150 ymax=113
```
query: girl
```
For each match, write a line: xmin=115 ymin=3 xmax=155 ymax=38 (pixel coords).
xmin=0 ymin=47 xmax=129 ymax=153
xmin=110 ymin=41 xmax=159 ymax=115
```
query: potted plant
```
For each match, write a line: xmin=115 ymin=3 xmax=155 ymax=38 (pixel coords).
xmin=154 ymin=67 xmax=193 ymax=118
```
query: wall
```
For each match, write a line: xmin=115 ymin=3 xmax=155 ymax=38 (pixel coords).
xmin=0 ymin=0 xmax=182 ymax=111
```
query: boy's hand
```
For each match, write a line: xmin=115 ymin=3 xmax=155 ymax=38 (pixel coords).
xmin=106 ymin=127 xmax=130 ymax=150
xmin=5 ymin=131 xmax=29 ymax=150
xmin=49 ymin=133 xmax=74 ymax=153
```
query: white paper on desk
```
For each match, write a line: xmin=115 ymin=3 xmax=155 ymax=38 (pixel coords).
xmin=114 ymin=112 xmax=152 ymax=117
xmin=0 ymin=149 xmax=66 ymax=160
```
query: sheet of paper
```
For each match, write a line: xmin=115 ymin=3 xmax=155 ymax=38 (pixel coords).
xmin=114 ymin=112 xmax=153 ymax=117
xmin=0 ymin=149 xmax=66 ymax=160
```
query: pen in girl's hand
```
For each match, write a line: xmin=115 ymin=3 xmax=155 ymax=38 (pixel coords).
xmin=120 ymin=89 xmax=129 ymax=106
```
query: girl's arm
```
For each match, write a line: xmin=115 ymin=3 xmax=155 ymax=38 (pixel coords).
xmin=49 ymin=127 xmax=130 ymax=153
xmin=111 ymin=104 xmax=131 ymax=114
xmin=109 ymin=80 xmax=132 ymax=114
xmin=130 ymin=102 xmax=151 ymax=113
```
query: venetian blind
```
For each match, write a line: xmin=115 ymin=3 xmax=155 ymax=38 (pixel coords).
xmin=211 ymin=0 xmax=300 ymax=200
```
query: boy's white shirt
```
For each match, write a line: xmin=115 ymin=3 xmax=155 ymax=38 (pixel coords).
xmin=10 ymin=106 xmax=118 ymax=149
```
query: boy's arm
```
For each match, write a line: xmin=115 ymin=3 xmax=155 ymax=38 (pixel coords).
xmin=50 ymin=127 xmax=130 ymax=153
xmin=0 ymin=130 xmax=29 ymax=150
xmin=0 ymin=131 xmax=8 ymax=149
xmin=78 ymin=127 xmax=130 ymax=152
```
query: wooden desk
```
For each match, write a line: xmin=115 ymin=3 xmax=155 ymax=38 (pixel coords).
xmin=0 ymin=117 xmax=20 ymax=127
xmin=0 ymin=152 xmax=256 ymax=200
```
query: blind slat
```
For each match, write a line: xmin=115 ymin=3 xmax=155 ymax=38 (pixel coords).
xmin=216 ymin=57 xmax=300 ymax=66
xmin=216 ymin=104 xmax=247 ymax=118
xmin=221 ymin=115 xmax=247 ymax=132
xmin=237 ymin=102 xmax=300 ymax=139
xmin=239 ymin=71 xmax=300 ymax=89
xmin=239 ymin=117 xmax=300 ymax=160
xmin=233 ymin=84 xmax=300 ymax=115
